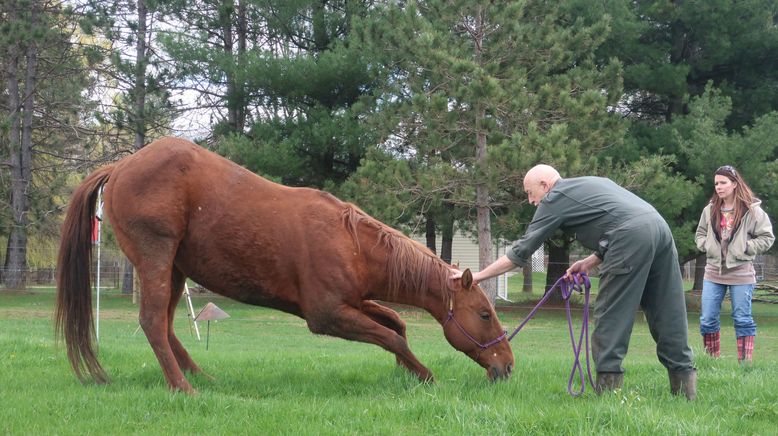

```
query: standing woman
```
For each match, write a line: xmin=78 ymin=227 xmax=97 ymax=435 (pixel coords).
xmin=696 ymin=165 xmax=774 ymax=362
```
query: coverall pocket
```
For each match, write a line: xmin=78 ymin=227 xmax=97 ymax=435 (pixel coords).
xmin=599 ymin=263 xmax=632 ymax=275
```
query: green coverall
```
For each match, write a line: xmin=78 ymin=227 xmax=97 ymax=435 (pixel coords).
xmin=506 ymin=177 xmax=694 ymax=373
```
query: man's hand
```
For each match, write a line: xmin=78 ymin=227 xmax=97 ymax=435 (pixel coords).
xmin=450 ymin=268 xmax=481 ymax=285
xmin=565 ymin=253 xmax=602 ymax=281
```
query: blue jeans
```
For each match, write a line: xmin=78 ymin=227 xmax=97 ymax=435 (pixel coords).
xmin=699 ymin=280 xmax=756 ymax=337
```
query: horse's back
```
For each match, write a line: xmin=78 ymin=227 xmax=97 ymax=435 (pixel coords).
xmin=105 ymin=137 xmax=301 ymax=231
xmin=103 ymin=137 xmax=361 ymax=310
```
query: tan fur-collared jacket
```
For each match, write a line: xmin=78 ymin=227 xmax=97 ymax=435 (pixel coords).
xmin=695 ymin=200 xmax=775 ymax=271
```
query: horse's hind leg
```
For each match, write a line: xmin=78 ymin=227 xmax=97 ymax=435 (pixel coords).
xmin=308 ymin=303 xmax=434 ymax=382
xmin=360 ymin=301 xmax=413 ymax=370
xmin=168 ymin=267 xmax=206 ymax=376
xmin=137 ymin=258 xmax=196 ymax=394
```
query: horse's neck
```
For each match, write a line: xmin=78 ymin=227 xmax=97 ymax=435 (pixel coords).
xmin=409 ymin=284 xmax=450 ymax=324
xmin=363 ymin=245 xmax=450 ymax=322
xmin=386 ymin=268 xmax=448 ymax=299
xmin=372 ymin=276 xmax=450 ymax=324
xmin=349 ymin=211 xmax=451 ymax=322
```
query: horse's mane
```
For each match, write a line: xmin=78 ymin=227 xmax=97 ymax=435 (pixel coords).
xmin=341 ymin=204 xmax=451 ymax=297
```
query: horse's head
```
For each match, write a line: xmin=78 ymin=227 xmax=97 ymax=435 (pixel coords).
xmin=444 ymin=269 xmax=514 ymax=380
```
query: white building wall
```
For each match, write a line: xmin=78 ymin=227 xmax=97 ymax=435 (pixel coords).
xmin=412 ymin=232 xmax=517 ymax=300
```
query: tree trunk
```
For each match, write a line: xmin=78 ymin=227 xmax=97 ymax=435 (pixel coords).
xmin=236 ymin=0 xmax=247 ymax=130
xmin=476 ymin=197 xmax=495 ymax=300
xmin=3 ymin=8 xmax=23 ymax=289
xmin=133 ymin=0 xmax=148 ymax=151
xmin=221 ymin=0 xmax=247 ymax=132
xmin=122 ymin=258 xmax=134 ymax=295
xmin=3 ymin=2 xmax=37 ymax=290
xmin=425 ymin=213 xmax=436 ymax=254
xmin=222 ymin=0 xmax=236 ymax=129
xmin=311 ymin=0 xmax=329 ymax=51
xmin=522 ymin=264 xmax=533 ymax=293
xmin=544 ymin=238 xmax=571 ymax=304
xmin=692 ymin=253 xmax=706 ymax=291
xmin=440 ymin=211 xmax=454 ymax=265
xmin=122 ymin=0 xmax=148 ymax=295
xmin=666 ymin=0 xmax=688 ymax=122
xmin=472 ymin=7 xmax=495 ymax=302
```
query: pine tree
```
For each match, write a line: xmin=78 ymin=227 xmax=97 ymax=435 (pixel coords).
xmin=349 ymin=0 xmax=623 ymax=300
xmin=158 ymin=1 xmax=378 ymax=189
xmin=575 ymin=0 xmax=778 ymax=289
xmin=1 ymin=0 xmax=97 ymax=288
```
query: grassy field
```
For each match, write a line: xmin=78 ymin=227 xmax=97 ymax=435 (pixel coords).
xmin=1 ymin=281 xmax=778 ymax=435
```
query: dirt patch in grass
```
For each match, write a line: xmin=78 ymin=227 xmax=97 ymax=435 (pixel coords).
xmin=0 ymin=308 xmax=138 ymax=321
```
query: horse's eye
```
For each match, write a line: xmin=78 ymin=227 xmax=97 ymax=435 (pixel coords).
xmin=480 ymin=312 xmax=491 ymax=321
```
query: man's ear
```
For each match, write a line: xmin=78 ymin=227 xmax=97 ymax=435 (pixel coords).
xmin=461 ymin=268 xmax=473 ymax=290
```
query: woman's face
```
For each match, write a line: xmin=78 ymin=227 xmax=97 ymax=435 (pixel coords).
xmin=714 ymin=174 xmax=737 ymax=202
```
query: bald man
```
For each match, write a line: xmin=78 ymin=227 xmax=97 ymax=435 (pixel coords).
xmin=455 ymin=164 xmax=696 ymax=399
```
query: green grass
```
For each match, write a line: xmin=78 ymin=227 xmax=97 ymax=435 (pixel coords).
xmin=1 ymin=285 xmax=778 ymax=435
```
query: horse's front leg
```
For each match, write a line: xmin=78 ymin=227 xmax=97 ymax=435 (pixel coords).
xmin=307 ymin=304 xmax=434 ymax=382
xmin=360 ymin=301 xmax=417 ymax=371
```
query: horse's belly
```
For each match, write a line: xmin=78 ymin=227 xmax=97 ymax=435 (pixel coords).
xmin=180 ymin=266 xmax=304 ymax=317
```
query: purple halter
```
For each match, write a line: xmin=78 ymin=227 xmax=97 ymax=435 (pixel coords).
xmin=444 ymin=309 xmax=508 ymax=350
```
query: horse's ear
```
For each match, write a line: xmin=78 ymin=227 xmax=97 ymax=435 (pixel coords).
xmin=451 ymin=261 xmax=460 ymax=269
xmin=461 ymin=268 xmax=473 ymax=290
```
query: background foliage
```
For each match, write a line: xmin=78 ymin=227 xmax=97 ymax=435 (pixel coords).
xmin=1 ymin=0 xmax=777 ymax=291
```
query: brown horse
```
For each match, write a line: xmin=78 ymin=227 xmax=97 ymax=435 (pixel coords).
xmin=55 ymin=137 xmax=514 ymax=393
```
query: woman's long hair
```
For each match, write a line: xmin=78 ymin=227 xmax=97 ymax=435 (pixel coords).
xmin=710 ymin=165 xmax=755 ymax=238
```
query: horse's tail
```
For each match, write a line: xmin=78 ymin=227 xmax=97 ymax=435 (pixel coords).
xmin=55 ymin=164 xmax=115 ymax=384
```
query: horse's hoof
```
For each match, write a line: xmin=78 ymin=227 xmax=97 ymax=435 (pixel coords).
xmin=172 ymin=382 xmax=198 ymax=395
xmin=419 ymin=372 xmax=435 ymax=384
xmin=200 ymin=372 xmax=216 ymax=382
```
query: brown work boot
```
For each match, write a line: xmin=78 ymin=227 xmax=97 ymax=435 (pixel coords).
xmin=669 ymin=369 xmax=697 ymax=401
xmin=702 ymin=332 xmax=720 ymax=358
xmin=595 ymin=372 xmax=624 ymax=394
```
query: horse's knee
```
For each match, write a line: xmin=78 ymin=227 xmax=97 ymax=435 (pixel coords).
xmin=306 ymin=316 xmax=331 ymax=335
xmin=382 ymin=315 xmax=406 ymax=338
xmin=394 ymin=318 xmax=407 ymax=336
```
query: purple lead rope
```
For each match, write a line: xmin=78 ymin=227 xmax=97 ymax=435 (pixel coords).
xmin=507 ymin=273 xmax=595 ymax=397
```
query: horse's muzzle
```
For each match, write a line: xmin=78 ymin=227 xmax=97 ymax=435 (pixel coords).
xmin=488 ymin=362 xmax=513 ymax=381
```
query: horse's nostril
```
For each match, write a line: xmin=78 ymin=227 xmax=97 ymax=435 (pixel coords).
xmin=491 ymin=367 xmax=500 ymax=379
xmin=507 ymin=363 xmax=513 ymax=375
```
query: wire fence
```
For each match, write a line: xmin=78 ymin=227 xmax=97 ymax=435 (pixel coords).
xmin=0 ymin=246 xmax=127 ymax=288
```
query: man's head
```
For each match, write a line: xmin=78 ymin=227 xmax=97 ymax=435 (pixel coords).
xmin=523 ymin=164 xmax=561 ymax=206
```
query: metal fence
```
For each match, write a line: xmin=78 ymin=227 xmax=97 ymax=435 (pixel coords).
xmin=3 ymin=248 xmax=778 ymax=290
xmin=0 ymin=247 xmax=127 ymax=289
